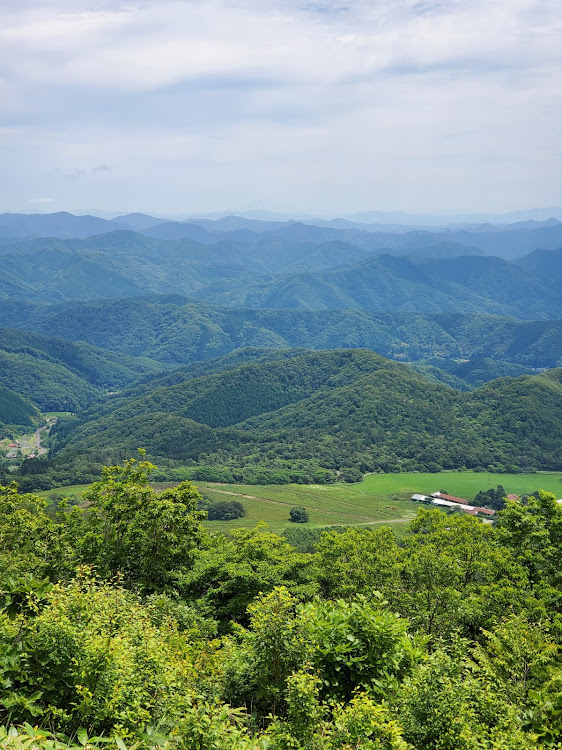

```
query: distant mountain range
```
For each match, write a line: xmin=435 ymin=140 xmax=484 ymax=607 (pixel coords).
xmin=1 ymin=211 xmax=561 ymax=260
xmin=1 ymin=223 xmax=562 ymax=317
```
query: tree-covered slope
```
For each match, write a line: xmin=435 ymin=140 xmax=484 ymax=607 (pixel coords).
xmin=194 ymin=253 xmax=562 ymax=318
xmin=514 ymin=247 xmax=562 ymax=290
xmin=0 ymin=328 xmax=164 ymax=411
xmin=52 ymin=350 xmax=562 ymax=473
xmin=0 ymin=225 xmax=561 ymax=316
xmin=0 ymin=384 xmax=40 ymax=428
xmin=2 ymin=298 xmax=561 ymax=367
xmin=412 ymin=356 xmax=534 ymax=389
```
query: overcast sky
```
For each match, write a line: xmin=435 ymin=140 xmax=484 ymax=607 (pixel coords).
xmin=1 ymin=0 xmax=560 ymax=216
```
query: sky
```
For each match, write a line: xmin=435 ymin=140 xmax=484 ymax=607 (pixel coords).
xmin=0 ymin=0 xmax=560 ymax=217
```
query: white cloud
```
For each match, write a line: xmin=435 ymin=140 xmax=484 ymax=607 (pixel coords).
xmin=0 ymin=0 xmax=560 ymax=213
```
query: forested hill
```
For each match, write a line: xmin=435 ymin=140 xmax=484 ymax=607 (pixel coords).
xmin=194 ymin=253 xmax=562 ymax=318
xmin=1 ymin=297 xmax=562 ymax=368
xmin=0 ymin=328 xmax=164 ymax=412
xmin=48 ymin=350 xmax=562 ymax=481
xmin=0 ymin=384 xmax=40 ymax=429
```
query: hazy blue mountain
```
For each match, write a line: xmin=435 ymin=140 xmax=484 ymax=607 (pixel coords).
xmin=0 ymin=211 xmax=124 ymax=239
xmin=443 ymin=224 xmax=562 ymax=259
xmin=341 ymin=208 xmax=562 ymax=225
xmin=0 ymin=247 xmax=146 ymax=302
xmin=194 ymin=253 xmax=562 ymax=318
xmin=514 ymin=247 xmax=562 ymax=290
xmin=1 ymin=211 xmax=561 ymax=265
xmin=143 ymin=222 xmax=216 ymax=242
xmin=0 ymin=221 xmax=560 ymax=316
xmin=186 ymin=215 xmax=288 ymax=233
xmin=418 ymin=255 xmax=557 ymax=316
xmin=111 ymin=213 xmax=167 ymax=231
xmin=0 ymin=232 xmax=255 ymax=301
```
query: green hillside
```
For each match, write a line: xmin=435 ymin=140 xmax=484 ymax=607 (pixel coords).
xmin=0 ymin=229 xmax=562 ymax=318
xmin=1 ymin=297 xmax=562 ymax=368
xmin=193 ymin=253 xmax=562 ymax=318
xmin=412 ymin=356 xmax=534 ymax=389
xmin=0 ymin=328 xmax=164 ymax=411
xmin=49 ymin=350 xmax=562 ymax=480
xmin=0 ymin=384 xmax=40 ymax=428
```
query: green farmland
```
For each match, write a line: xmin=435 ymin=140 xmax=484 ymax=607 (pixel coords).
xmin=360 ymin=470 xmax=562 ymax=499
xmin=195 ymin=482 xmax=418 ymax=535
xmin=39 ymin=470 xmax=562 ymax=537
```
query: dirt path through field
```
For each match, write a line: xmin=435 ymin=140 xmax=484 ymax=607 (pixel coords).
xmin=199 ymin=485 xmax=375 ymax=521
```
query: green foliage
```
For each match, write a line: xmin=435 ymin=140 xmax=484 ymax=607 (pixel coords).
xmin=207 ymin=500 xmax=246 ymax=520
xmin=82 ymin=454 xmax=207 ymax=592
xmin=289 ymin=506 xmax=309 ymax=523
xmin=472 ymin=485 xmax=507 ymax=510
xmin=395 ymin=510 xmax=530 ymax=641
xmin=316 ymin=527 xmax=400 ymax=599
xmin=397 ymin=648 xmax=532 ymax=750
xmin=498 ymin=490 xmax=562 ymax=589
xmin=301 ymin=595 xmax=423 ymax=703
xmin=0 ymin=569 xmax=198 ymax=734
xmin=266 ymin=676 xmax=410 ymax=749
xmin=178 ymin=525 xmax=317 ymax=626
xmin=4 ymin=459 xmax=562 ymax=747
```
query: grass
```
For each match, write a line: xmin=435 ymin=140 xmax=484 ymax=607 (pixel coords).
xmin=360 ymin=471 xmax=562 ymax=500
xmin=37 ymin=470 xmax=562 ymax=536
xmin=195 ymin=482 xmax=417 ymax=535
xmin=40 ymin=485 xmax=90 ymax=505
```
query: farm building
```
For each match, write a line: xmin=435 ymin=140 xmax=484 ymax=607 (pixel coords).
xmin=430 ymin=492 xmax=469 ymax=505
xmin=418 ymin=496 xmax=496 ymax=517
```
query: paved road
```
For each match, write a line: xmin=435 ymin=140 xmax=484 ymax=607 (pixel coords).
xmin=34 ymin=425 xmax=48 ymax=455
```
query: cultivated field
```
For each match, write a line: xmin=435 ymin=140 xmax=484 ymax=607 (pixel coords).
xmin=360 ymin=471 xmax=562 ymax=499
xmin=195 ymin=482 xmax=417 ymax=535
xmin=39 ymin=470 xmax=562 ymax=537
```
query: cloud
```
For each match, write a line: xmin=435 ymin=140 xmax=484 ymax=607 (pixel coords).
xmin=0 ymin=0 xmax=560 ymax=214
xmin=44 ymin=167 xmax=88 ymax=179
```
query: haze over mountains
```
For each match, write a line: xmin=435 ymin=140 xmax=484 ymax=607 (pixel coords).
xmin=0 ymin=212 xmax=562 ymax=319
xmin=1 ymin=208 xmax=561 ymax=482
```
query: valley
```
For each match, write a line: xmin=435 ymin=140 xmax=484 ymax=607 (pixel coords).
xmin=38 ymin=470 xmax=562 ymax=538
xmin=2 ymin=208 xmax=562 ymax=748
xmin=4 ymin=0 xmax=562 ymax=741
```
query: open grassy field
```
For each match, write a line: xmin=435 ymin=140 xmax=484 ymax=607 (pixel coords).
xmin=41 ymin=480 xmax=418 ymax=536
xmin=360 ymin=471 xmax=562 ymax=500
xmin=38 ymin=470 xmax=562 ymax=537
xmin=40 ymin=484 xmax=90 ymax=505
xmin=195 ymin=482 xmax=417 ymax=535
